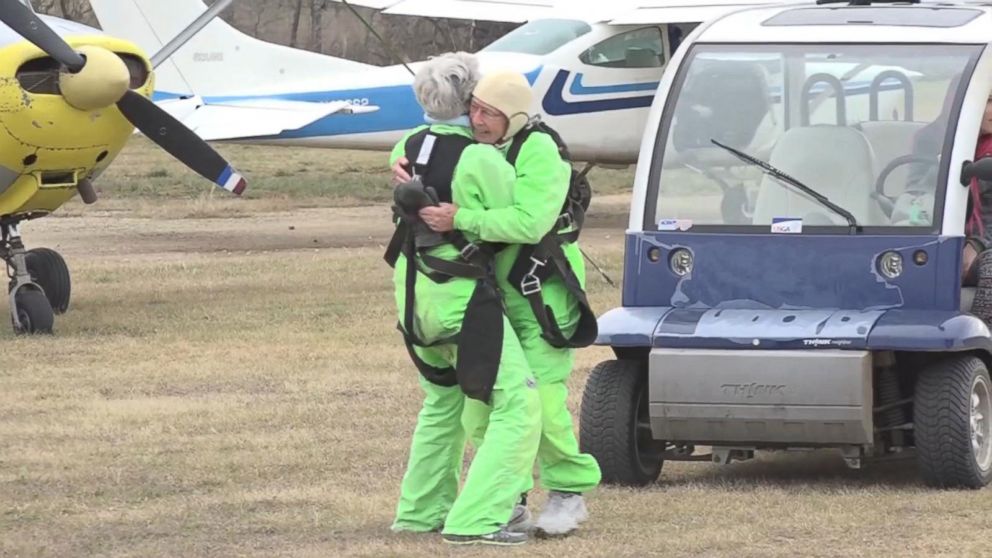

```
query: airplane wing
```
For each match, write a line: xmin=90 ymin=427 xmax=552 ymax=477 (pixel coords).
xmin=327 ymin=0 xmax=778 ymax=24
xmin=382 ymin=0 xmax=557 ymax=22
xmin=159 ymin=98 xmax=380 ymax=141
xmin=330 ymin=0 xmax=406 ymax=8
xmin=327 ymin=0 xmax=599 ymax=23
xmin=609 ymin=0 xmax=786 ymax=24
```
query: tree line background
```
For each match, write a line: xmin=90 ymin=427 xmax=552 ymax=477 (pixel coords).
xmin=32 ymin=0 xmax=518 ymax=64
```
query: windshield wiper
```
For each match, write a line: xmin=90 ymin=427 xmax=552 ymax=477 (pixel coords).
xmin=710 ymin=139 xmax=860 ymax=234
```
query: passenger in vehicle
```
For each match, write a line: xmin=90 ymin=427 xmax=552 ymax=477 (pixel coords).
xmin=961 ymin=93 xmax=992 ymax=285
xmin=901 ymin=82 xmax=992 ymax=286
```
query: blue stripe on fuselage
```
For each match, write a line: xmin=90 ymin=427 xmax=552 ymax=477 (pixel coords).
xmin=544 ymin=70 xmax=655 ymax=116
xmin=568 ymin=74 xmax=660 ymax=95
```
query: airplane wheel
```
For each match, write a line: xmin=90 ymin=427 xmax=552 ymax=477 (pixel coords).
xmin=26 ymin=248 xmax=71 ymax=314
xmin=12 ymin=289 xmax=54 ymax=335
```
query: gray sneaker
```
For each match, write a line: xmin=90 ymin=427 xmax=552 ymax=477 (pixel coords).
xmin=443 ymin=527 xmax=528 ymax=546
xmin=534 ymin=491 xmax=587 ymax=537
xmin=506 ymin=504 xmax=533 ymax=533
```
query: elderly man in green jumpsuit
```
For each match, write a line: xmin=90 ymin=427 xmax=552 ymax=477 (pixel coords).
xmin=386 ymin=53 xmax=541 ymax=546
xmin=398 ymin=70 xmax=602 ymax=538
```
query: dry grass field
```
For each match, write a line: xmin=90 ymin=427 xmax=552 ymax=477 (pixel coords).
xmin=2 ymin=139 xmax=991 ymax=557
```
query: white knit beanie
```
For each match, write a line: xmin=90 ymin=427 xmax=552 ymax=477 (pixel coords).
xmin=473 ymin=70 xmax=533 ymax=141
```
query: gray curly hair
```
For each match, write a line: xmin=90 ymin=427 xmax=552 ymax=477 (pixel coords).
xmin=413 ymin=51 xmax=480 ymax=121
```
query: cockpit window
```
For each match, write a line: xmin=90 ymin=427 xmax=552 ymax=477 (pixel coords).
xmin=482 ymin=18 xmax=592 ymax=56
xmin=580 ymin=27 xmax=665 ymax=68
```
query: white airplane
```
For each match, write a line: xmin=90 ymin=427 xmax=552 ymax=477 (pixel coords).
xmin=91 ymin=0 xmax=793 ymax=165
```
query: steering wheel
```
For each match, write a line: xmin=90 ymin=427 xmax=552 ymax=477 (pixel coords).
xmin=873 ymin=154 xmax=939 ymax=217
xmin=875 ymin=154 xmax=938 ymax=197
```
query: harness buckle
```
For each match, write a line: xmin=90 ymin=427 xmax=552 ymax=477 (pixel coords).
xmin=557 ymin=212 xmax=575 ymax=231
xmin=521 ymin=275 xmax=542 ymax=296
xmin=459 ymin=241 xmax=481 ymax=261
xmin=520 ymin=256 xmax=546 ymax=296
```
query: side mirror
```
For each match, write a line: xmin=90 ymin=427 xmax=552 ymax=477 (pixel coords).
xmin=960 ymin=157 xmax=992 ymax=186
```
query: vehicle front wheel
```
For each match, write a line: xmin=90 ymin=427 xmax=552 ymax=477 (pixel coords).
xmin=580 ymin=359 xmax=666 ymax=486
xmin=914 ymin=354 xmax=992 ymax=488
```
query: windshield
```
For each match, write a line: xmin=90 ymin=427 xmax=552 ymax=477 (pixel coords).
xmin=482 ymin=19 xmax=592 ymax=55
xmin=647 ymin=44 xmax=982 ymax=232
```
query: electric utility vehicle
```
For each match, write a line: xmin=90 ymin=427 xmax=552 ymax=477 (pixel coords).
xmin=580 ymin=0 xmax=992 ymax=489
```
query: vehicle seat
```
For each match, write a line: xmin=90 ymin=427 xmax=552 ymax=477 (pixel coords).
xmin=752 ymin=125 xmax=886 ymax=226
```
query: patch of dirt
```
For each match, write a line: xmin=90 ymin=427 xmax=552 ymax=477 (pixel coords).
xmin=21 ymin=199 xmax=633 ymax=260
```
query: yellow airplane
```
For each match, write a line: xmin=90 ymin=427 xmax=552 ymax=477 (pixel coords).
xmin=0 ymin=0 xmax=246 ymax=335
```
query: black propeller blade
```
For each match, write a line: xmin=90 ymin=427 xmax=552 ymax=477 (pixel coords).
xmin=1 ymin=1 xmax=246 ymax=195
xmin=0 ymin=0 xmax=84 ymax=71
xmin=116 ymin=91 xmax=245 ymax=195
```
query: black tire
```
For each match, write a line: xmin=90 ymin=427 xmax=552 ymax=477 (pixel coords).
xmin=914 ymin=354 xmax=992 ymax=488
xmin=580 ymin=359 xmax=665 ymax=486
xmin=971 ymin=250 xmax=992 ymax=321
xmin=12 ymin=289 xmax=54 ymax=335
xmin=25 ymin=248 xmax=70 ymax=314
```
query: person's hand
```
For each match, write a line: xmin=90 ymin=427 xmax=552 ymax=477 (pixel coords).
xmin=392 ymin=157 xmax=412 ymax=186
xmin=964 ymin=240 xmax=982 ymax=286
xmin=419 ymin=203 xmax=457 ymax=232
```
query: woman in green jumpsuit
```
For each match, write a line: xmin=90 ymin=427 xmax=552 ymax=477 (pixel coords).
xmin=387 ymin=53 xmax=541 ymax=547
xmin=414 ymin=71 xmax=602 ymax=537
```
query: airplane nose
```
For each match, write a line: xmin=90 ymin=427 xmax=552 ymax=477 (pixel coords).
xmin=58 ymin=45 xmax=130 ymax=111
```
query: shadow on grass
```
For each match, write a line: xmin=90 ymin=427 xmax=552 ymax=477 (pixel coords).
xmin=656 ymin=449 xmax=926 ymax=490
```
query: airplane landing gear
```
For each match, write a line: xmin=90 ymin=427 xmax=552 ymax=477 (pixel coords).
xmin=26 ymin=247 xmax=71 ymax=314
xmin=2 ymin=222 xmax=56 ymax=335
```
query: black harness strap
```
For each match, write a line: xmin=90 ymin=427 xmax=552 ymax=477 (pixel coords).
xmin=506 ymin=122 xmax=589 ymax=244
xmin=504 ymin=123 xmax=597 ymax=348
xmin=508 ymin=234 xmax=598 ymax=349
xmin=383 ymin=218 xmax=407 ymax=267
xmin=453 ymin=278 xmax=504 ymax=403
xmin=399 ymin=268 xmax=504 ymax=402
xmin=403 ymin=336 xmax=456 ymax=387
xmin=406 ymin=128 xmax=475 ymax=203
xmin=384 ymin=128 xmax=507 ymax=402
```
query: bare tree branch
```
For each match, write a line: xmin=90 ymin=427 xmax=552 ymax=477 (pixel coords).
xmin=290 ymin=0 xmax=305 ymax=48
xmin=37 ymin=0 xmax=517 ymax=64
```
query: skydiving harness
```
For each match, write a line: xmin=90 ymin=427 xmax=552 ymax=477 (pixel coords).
xmin=384 ymin=128 xmax=505 ymax=403
xmin=503 ymin=121 xmax=598 ymax=349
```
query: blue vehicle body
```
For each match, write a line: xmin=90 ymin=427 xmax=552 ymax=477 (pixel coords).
xmin=597 ymin=232 xmax=992 ymax=354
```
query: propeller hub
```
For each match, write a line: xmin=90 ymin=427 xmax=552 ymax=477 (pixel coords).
xmin=58 ymin=45 xmax=130 ymax=111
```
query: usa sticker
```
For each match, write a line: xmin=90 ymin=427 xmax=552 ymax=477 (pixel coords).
xmin=657 ymin=218 xmax=693 ymax=231
xmin=771 ymin=217 xmax=802 ymax=234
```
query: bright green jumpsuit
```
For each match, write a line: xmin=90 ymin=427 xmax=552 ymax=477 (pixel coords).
xmin=389 ymin=124 xmax=542 ymax=537
xmin=454 ymin=130 xmax=602 ymax=496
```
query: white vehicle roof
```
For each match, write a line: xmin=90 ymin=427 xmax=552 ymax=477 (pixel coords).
xmin=697 ymin=1 xmax=992 ymax=44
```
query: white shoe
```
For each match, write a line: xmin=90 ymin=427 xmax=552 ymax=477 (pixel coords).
xmin=534 ymin=491 xmax=587 ymax=537
xmin=573 ymin=496 xmax=589 ymax=524
xmin=506 ymin=504 xmax=533 ymax=533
